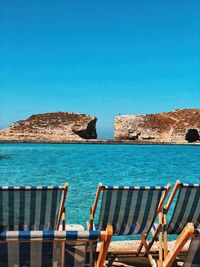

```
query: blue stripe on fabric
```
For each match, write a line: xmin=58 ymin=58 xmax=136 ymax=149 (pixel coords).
xmin=19 ymin=189 xmax=26 ymax=230
xmin=187 ymin=189 xmax=200 ymax=223
xmin=0 ymin=231 xmax=7 ymax=241
xmin=66 ymin=231 xmax=78 ymax=240
xmin=41 ymin=242 xmax=53 ymax=266
xmin=8 ymin=190 xmax=14 ymax=230
xmin=18 ymin=231 xmax=31 ymax=241
xmin=89 ymin=231 xmax=99 ymax=240
xmin=105 ymin=186 xmax=165 ymax=190
xmin=19 ymin=242 xmax=31 ymax=266
xmin=0 ymin=243 xmax=8 ymax=265
xmin=180 ymin=183 xmax=200 ymax=188
xmin=118 ymin=190 xmax=134 ymax=235
xmin=39 ymin=190 xmax=47 ymax=230
xmin=50 ymin=189 xmax=58 ymax=229
xmin=30 ymin=189 xmax=36 ymax=230
xmin=42 ymin=230 xmax=54 ymax=240
xmin=0 ymin=191 xmax=3 ymax=230
xmin=0 ymin=186 xmax=64 ymax=190
xmin=65 ymin=244 xmax=76 ymax=267
xmin=112 ymin=190 xmax=123 ymax=233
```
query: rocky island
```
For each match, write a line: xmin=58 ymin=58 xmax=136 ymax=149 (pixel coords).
xmin=0 ymin=112 xmax=97 ymax=142
xmin=114 ymin=109 xmax=200 ymax=143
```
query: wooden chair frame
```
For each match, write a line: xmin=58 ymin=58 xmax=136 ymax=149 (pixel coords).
xmin=163 ymin=180 xmax=194 ymax=259
xmin=89 ymin=183 xmax=171 ymax=267
xmin=163 ymin=223 xmax=197 ymax=267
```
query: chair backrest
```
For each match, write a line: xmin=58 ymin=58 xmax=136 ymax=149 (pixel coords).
xmin=0 ymin=230 xmax=100 ymax=267
xmin=167 ymin=184 xmax=200 ymax=234
xmin=0 ymin=185 xmax=68 ymax=231
xmin=183 ymin=229 xmax=200 ymax=267
xmin=96 ymin=185 xmax=168 ymax=235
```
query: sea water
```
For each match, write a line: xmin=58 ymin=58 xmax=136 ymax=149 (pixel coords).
xmin=0 ymin=143 xmax=199 ymax=232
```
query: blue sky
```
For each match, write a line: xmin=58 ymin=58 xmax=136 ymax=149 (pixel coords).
xmin=0 ymin=0 xmax=199 ymax=138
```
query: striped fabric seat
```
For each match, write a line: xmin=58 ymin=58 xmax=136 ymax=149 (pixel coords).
xmin=91 ymin=185 xmax=168 ymax=236
xmin=0 ymin=185 xmax=68 ymax=231
xmin=0 ymin=230 xmax=99 ymax=267
xmin=184 ymin=228 xmax=200 ymax=267
xmin=167 ymin=184 xmax=200 ymax=234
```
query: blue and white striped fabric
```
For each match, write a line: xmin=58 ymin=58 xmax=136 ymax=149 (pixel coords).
xmin=0 ymin=186 xmax=65 ymax=231
xmin=97 ymin=186 xmax=166 ymax=235
xmin=167 ymin=184 xmax=200 ymax=234
xmin=183 ymin=228 xmax=200 ymax=267
xmin=0 ymin=230 xmax=99 ymax=267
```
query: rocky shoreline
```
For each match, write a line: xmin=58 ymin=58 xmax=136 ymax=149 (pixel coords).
xmin=0 ymin=139 xmax=199 ymax=145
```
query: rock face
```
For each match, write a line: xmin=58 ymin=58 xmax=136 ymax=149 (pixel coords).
xmin=114 ymin=109 xmax=200 ymax=143
xmin=0 ymin=112 xmax=97 ymax=142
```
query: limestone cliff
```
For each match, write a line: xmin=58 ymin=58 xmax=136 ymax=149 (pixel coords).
xmin=114 ymin=109 xmax=200 ymax=143
xmin=0 ymin=112 xmax=97 ymax=142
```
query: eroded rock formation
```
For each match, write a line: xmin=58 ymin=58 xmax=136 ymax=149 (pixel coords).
xmin=114 ymin=109 xmax=200 ymax=143
xmin=0 ymin=112 xmax=97 ymax=142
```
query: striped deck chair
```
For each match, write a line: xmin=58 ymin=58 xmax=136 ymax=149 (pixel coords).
xmin=89 ymin=183 xmax=171 ymax=266
xmin=163 ymin=181 xmax=200 ymax=259
xmin=0 ymin=183 xmax=68 ymax=231
xmin=0 ymin=226 xmax=112 ymax=267
xmin=163 ymin=223 xmax=200 ymax=267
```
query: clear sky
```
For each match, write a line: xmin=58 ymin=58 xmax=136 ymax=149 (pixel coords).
xmin=0 ymin=0 xmax=200 ymax=138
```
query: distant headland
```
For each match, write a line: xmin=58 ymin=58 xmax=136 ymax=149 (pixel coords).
xmin=0 ymin=109 xmax=200 ymax=144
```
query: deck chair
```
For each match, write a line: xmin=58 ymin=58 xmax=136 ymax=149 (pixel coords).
xmin=88 ymin=183 xmax=171 ymax=266
xmin=0 ymin=226 xmax=112 ymax=267
xmin=163 ymin=223 xmax=200 ymax=267
xmin=163 ymin=181 xmax=200 ymax=259
xmin=0 ymin=183 xmax=68 ymax=231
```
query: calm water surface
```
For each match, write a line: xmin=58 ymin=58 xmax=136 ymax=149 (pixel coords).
xmin=0 ymin=143 xmax=199 ymax=228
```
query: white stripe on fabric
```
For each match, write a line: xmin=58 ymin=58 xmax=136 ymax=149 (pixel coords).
xmin=30 ymin=242 xmax=42 ymax=267
xmin=24 ymin=191 xmax=31 ymax=230
xmin=3 ymin=191 xmax=9 ymax=228
xmin=44 ymin=190 xmax=53 ymax=229
xmin=52 ymin=241 xmax=62 ymax=266
xmin=14 ymin=191 xmax=20 ymax=230
xmin=107 ymin=190 xmax=118 ymax=227
xmin=34 ymin=191 xmax=42 ymax=230
xmin=6 ymin=231 xmax=19 ymax=241
xmin=77 ymin=231 xmax=89 ymax=239
xmin=8 ymin=242 xmax=20 ymax=266
xmin=144 ymin=191 xmax=159 ymax=233
xmin=134 ymin=191 xmax=149 ymax=234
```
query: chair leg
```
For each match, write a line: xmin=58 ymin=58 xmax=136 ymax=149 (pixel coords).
xmin=163 ymin=223 xmax=194 ymax=267
xmin=96 ymin=225 xmax=113 ymax=267
xmin=140 ymin=234 xmax=157 ymax=267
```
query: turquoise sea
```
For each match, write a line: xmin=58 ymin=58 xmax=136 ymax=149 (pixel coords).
xmin=0 ymin=143 xmax=200 ymax=229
